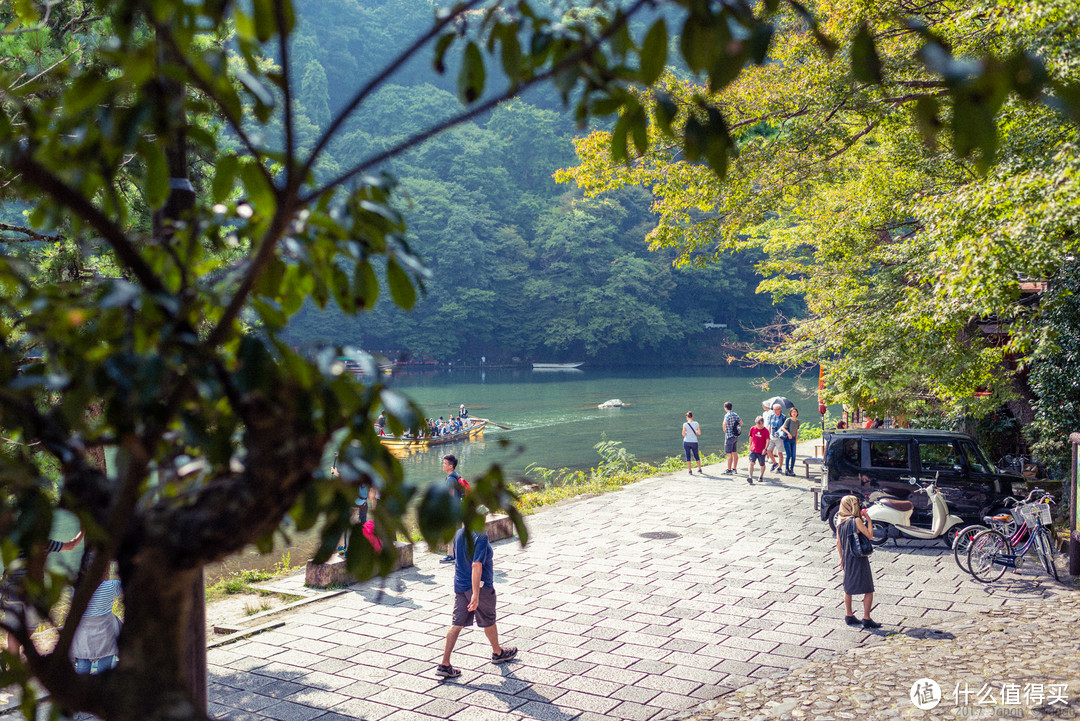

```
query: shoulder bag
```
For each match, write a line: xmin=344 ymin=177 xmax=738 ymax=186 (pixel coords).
xmin=849 ymin=518 xmax=874 ymax=557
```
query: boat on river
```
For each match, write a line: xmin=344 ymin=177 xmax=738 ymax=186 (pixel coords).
xmin=379 ymin=419 xmax=488 ymax=455
xmin=532 ymin=362 xmax=583 ymax=370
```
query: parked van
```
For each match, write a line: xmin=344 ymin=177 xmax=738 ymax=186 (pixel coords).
xmin=820 ymin=429 xmax=1019 ymax=529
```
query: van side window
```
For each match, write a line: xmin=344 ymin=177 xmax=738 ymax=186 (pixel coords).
xmin=920 ymin=441 xmax=959 ymax=471
xmin=960 ymin=440 xmax=992 ymax=473
xmin=842 ymin=439 xmax=859 ymax=466
xmin=869 ymin=441 xmax=908 ymax=469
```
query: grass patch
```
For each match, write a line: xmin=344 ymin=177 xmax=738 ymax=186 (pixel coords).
xmin=515 ymin=439 xmax=729 ymax=514
xmin=205 ymin=553 xmax=301 ymax=603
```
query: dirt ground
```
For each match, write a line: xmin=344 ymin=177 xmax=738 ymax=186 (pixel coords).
xmin=205 ymin=592 xmax=297 ymax=642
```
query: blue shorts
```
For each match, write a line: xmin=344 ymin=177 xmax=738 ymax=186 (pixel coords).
xmin=683 ymin=442 xmax=699 ymax=461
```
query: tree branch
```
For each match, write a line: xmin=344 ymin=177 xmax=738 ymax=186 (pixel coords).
xmin=148 ymin=19 xmax=274 ymax=189
xmin=9 ymin=153 xmax=167 ymax=296
xmin=276 ymin=0 xmax=295 ymax=180
xmin=0 ymin=222 xmax=59 ymax=241
xmin=301 ymin=0 xmax=491 ymax=181
xmin=304 ymin=0 xmax=654 ymax=202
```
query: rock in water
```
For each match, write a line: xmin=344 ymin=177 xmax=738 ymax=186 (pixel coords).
xmin=598 ymin=399 xmax=625 ymax=409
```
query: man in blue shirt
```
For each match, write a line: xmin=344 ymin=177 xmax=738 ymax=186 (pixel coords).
xmin=435 ymin=528 xmax=517 ymax=678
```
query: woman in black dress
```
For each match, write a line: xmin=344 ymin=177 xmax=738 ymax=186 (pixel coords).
xmin=835 ymin=495 xmax=880 ymax=629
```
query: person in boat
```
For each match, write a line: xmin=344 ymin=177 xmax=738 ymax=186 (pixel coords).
xmin=375 ymin=411 xmax=386 ymax=436
xmin=460 ymin=404 xmax=469 ymax=419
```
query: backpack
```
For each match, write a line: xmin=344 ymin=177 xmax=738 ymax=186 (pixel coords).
xmin=729 ymin=414 xmax=742 ymax=437
xmin=458 ymin=477 xmax=471 ymax=493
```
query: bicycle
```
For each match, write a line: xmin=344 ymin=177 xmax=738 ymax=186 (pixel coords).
xmin=950 ymin=488 xmax=1047 ymax=574
xmin=967 ymin=496 xmax=1058 ymax=583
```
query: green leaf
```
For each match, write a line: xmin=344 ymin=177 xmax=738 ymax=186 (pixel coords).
xmin=654 ymin=93 xmax=678 ymax=136
xmin=13 ymin=0 xmax=38 ymax=24
xmin=252 ymin=0 xmax=274 ymax=42
xmin=913 ymin=96 xmax=942 ymax=148
xmin=278 ymin=0 xmax=296 ymax=35
xmin=749 ymin=23 xmax=775 ymax=65
xmin=1007 ymin=51 xmax=1047 ymax=101
xmin=144 ymin=143 xmax=169 ymax=210
xmin=457 ymin=42 xmax=486 ymax=105
xmin=386 ymin=258 xmax=417 ymax=310
xmin=639 ymin=19 xmax=668 ymax=86
xmin=354 ymin=260 xmax=379 ymax=309
xmin=239 ymin=161 xmax=275 ymax=217
xmin=433 ymin=33 xmax=454 ymax=75
xmin=680 ymin=12 xmax=719 ymax=73
xmin=851 ymin=23 xmax=882 ymax=84
xmin=500 ymin=28 xmax=522 ymax=84
xmin=212 ymin=154 xmax=240 ymax=204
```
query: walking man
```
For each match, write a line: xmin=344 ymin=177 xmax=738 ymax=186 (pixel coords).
xmin=440 ymin=455 xmax=465 ymax=563
xmin=723 ymin=402 xmax=742 ymax=474
xmin=436 ymin=527 xmax=517 ymax=678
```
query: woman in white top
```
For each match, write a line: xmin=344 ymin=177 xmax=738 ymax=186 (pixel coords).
xmin=682 ymin=411 xmax=702 ymax=474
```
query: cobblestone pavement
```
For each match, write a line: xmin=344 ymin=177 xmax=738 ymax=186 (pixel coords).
xmin=202 ymin=446 xmax=1073 ymax=721
xmin=680 ymin=594 xmax=1080 ymax=721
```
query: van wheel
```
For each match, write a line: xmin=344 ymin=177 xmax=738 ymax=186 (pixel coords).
xmin=826 ymin=504 xmax=840 ymax=533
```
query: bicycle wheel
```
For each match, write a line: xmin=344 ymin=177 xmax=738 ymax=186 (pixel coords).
xmin=1034 ymin=529 xmax=1059 ymax=582
xmin=952 ymin=525 xmax=987 ymax=574
xmin=967 ymin=529 xmax=1010 ymax=583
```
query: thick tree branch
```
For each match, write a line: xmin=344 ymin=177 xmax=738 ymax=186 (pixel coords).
xmin=148 ymin=20 xmax=274 ymax=189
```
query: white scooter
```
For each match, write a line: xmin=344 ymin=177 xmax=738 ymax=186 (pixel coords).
xmin=865 ymin=474 xmax=964 ymax=547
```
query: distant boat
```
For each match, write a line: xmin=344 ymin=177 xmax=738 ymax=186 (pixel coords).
xmin=379 ymin=420 xmax=488 ymax=456
xmin=531 ymin=362 xmax=584 ymax=370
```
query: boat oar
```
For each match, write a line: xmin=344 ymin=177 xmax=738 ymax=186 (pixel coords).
xmin=474 ymin=417 xmax=511 ymax=430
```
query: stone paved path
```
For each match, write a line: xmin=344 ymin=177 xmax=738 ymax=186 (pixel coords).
xmin=206 ymin=454 xmax=1071 ymax=721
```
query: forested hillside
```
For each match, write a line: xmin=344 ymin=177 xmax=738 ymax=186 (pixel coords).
xmin=280 ymin=0 xmax=798 ymax=362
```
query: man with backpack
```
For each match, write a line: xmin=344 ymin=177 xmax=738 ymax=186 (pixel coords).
xmin=723 ymin=402 xmax=743 ymax=475
xmin=440 ymin=455 xmax=468 ymax=563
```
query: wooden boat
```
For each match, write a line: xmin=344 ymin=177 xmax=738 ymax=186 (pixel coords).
xmin=379 ymin=420 xmax=488 ymax=454
xmin=531 ymin=362 xmax=583 ymax=370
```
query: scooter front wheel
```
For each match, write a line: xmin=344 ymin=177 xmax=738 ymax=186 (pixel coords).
xmin=869 ymin=521 xmax=892 ymax=546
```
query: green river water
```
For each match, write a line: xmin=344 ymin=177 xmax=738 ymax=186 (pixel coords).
xmin=390 ymin=366 xmax=825 ymax=486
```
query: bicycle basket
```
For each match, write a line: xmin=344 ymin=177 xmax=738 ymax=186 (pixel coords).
xmin=1018 ymin=503 xmax=1053 ymax=529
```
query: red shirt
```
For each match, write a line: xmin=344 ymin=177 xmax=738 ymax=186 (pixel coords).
xmin=749 ymin=426 xmax=769 ymax=454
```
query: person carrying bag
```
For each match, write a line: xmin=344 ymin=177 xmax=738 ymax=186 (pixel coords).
xmin=835 ymin=496 xmax=880 ymax=629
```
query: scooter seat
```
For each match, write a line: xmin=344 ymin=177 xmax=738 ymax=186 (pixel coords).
xmin=879 ymin=498 xmax=914 ymax=512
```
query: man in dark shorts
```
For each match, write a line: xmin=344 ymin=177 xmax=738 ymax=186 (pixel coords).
xmin=722 ymin=401 xmax=742 ymax=474
xmin=435 ymin=528 xmax=517 ymax=678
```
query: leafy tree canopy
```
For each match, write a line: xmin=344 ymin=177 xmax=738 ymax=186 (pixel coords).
xmin=558 ymin=0 xmax=1080 ymax=417
xmin=1 ymin=0 xmax=1072 ymax=718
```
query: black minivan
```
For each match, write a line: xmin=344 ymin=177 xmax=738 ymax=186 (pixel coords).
xmin=819 ymin=429 xmax=1020 ymax=529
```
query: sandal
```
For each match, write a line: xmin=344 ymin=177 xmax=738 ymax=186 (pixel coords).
xmin=491 ymin=647 xmax=518 ymax=664
xmin=435 ymin=664 xmax=461 ymax=678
